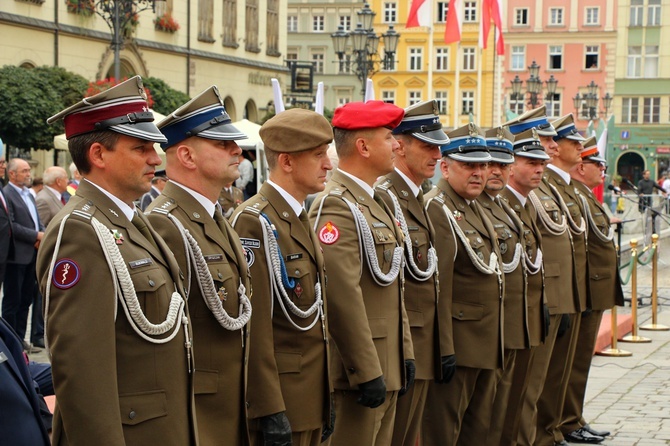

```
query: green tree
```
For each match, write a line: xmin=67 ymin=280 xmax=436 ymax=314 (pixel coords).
xmin=0 ymin=65 xmax=88 ymax=150
xmin=141 ymin=77 xmax=190 ymax=116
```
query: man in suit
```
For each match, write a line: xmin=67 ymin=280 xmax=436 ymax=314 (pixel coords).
xmin=147 ymin=86 xmax=253 ymax=446
xmin=36 ymin=166 xmax=68 ymax=227
xmin=375 ymin=100 xmax=454 ymax=446
xmin=233 ymin=108 xmax=334 ymax=446
xmin=218 ymin=182 xmax=244 ymax=217
xmin=310 ymin=101 xmax=414 ymax=446
xmin=498 ymin=127 xmax=550 ymax=445
xmin=559 ymin=137 xmax=623 ymax=443
xmin=0 ymin=316 xmax=50 ymax=446
xmin=139 ymin=170 xmax=167 ymax=211
xmin=38 ymin=76 xmax=196 ymax=445
xmin=421 ymin=123 xmax=503 ymax=446
xmin=3 ymin=158 xmax=45 ymax=350
xmin=0 ymin=154 xmax=14 ymax=285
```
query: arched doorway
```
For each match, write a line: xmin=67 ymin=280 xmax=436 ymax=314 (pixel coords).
xmin=105 ymin=59 xmax=137 ymax=80
xmin=616 ymin=151 xmax=645 ymax=188
xmin=224 ymin=96 xmax=237 ymax=121
xmin=243 ymin=99 xmax=258 ymax=122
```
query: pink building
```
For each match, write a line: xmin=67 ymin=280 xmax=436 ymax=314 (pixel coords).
xmin=502 ymin=0 xmax=616 ymax=130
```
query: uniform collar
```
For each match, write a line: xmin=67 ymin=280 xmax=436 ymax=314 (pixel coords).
xmin=394 ymin=167 xmax=421 ymax=197
xmin=169 ymin=180 xmax=216 ymax=218
xmin=338 ymin=168 xmax=375 ymax=199
xmin=266 ymin=179 xmax=304 ymax=217
xmin=506 ymin=185 xmax=527 ymax=207
xmin=85 ymin=179 xmax=135 ymax=221
xmin=547 ymin=163 xmax=571 ymax=184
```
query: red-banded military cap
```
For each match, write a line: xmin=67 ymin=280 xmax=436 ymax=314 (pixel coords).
xmin=158 ymin=86 xmax=247 ymax=149
xmin=332 ymin=100 xmax=404 ymax=130
xmin=46 ymin=75 xmax=166 ymax=143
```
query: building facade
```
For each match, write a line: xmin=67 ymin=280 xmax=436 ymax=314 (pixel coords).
xmin=609 ymin=0 xmax=670 ymax=185
xmin=502 ymin=0 xmax=617 ymax=129
xmin=1 ymin=0 xmax=288 ymax=124
xmin=287 ymin=0 xmax=500 ymax=129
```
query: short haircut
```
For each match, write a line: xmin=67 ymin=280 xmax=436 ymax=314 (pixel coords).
xmin=333 ymin=128 xmax=362 ymax=159
xmin=264 ymin=147 xmax=280 ymax=170
xmin=67 ymin=131 xmax=120 ymax=174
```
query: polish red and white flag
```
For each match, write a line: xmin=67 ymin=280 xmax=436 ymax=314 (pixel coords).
xmin=444 ymin=0 xmax=462 ymax=43
xmin=407 ymin=0 xmax=432 ymax=28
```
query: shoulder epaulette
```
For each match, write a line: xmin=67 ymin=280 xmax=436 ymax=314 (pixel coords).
xmin=376 ymin=179 xmax=392 ymax=191
xmin=328 ymin=187 xmax=344 ymax=197
xmin=148 ymin=197 xmax=177 ymax=215
xmin=242 ymin=199 xmax=269 ymax=216
xmin=69 ymin=200 xmax=95 ymax=221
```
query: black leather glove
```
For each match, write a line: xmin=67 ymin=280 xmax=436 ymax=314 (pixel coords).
xmin=436 ymin=354 xmax=457 ymax=384
xmin=557 ymin=313 xmax=571 ymax=338
xmin=399 ymin=359 xmax=416 ymax=397
xmin=357 ymin=375 xmax=386 ymax=408
xmin=320 ymin=397 xmax=335 ymax=443
xmin=260 ymin=412 xmax=292 ymax=446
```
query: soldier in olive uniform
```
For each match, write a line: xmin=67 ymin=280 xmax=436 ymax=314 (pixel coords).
xmin=476 ymin=126 xmax=529 ymax=445
xmin=146 ymin=87 xmax=252 ymax=445
xmin=503 ymin=106 xmax=578 ymax=446
xmin=232 ymin=108 xmax=334 ymax=446
xmin=310 ymin=101 xmax=414 ymax=446
xmin=498 ymin=128 xmax=550 ymax=446
xmin=421 ymin=123 xmax=504 ymax=446
xmin=219 ymin=183 xmax=244 ymax=218
xmin=375 ymin=100 xmax=454 ymax=446
xmin=559 ymin=138 xmax=622 ymax=443
xmin=38 ymin=76 xmax=196 ymax=445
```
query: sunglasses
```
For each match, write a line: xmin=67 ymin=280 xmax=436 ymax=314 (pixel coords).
xmin=583 ymin=161 xmax=607 ymax=172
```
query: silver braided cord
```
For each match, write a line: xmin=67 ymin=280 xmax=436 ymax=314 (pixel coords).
xmin=549 ymin=183 xmax=586 ymax=235
xmin=502 ymin=243 xmax=523 ymax=274
xmin=443 ymin=203 xmax=501 ymax=277
xmin=524 ymin=247 xmax=544 ymax=275
xmin=529 ymin=190 xmax=568 ymax=236
xmin=385 ymin=190 xmax=437 ymax=281
xmin=342 ymin=197 xmax=404 ymax=286
xmin=259 ymin=216 xmax=324 ymax=332
xmin=580 ymin=195 xmax=614 ymax=242
xmin=167 ymin=214 xmax=252 ymax=331
xmin=424 ymin=196 xmax=459 ymax=262
xmin=91 ymin=217 xmax=187 ymax=344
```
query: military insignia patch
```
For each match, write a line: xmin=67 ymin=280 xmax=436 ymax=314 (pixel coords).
xmin=112 ymin=229 xmax=124 ymax=245
xmin=318 ymin=222 xmax=340 ymax=244
xmin=294 ymin=282 xmax=303 ymax=298
xmin=244 ymin=247 xmax=255 ymax=267
xmin=52 ymin=258 xmax=81 ymax=289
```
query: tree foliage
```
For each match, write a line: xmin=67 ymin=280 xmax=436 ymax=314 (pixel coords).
xmin=0 ymin=66 xmax=88 ymax=150
xmin=141 ymin=76 xmax=190 ymax=116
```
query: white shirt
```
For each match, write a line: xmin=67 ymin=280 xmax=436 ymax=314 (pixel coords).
xmin=86 ymin=179 xmax=136 ymax=222
xmin=506 ymin=185 xmax=527 ymax=207
xmin=8 ymin=182 xmax=40 ymax=231
xmin=395 ymin=168 xmax=421 ymax=198
xmin=235 ymin=158 xmax=254 ymax=189
xmin=546 ymin=164 xmax=571 ymax=184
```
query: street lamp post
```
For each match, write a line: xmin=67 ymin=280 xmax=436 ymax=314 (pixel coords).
xmin=95 ymin=0 xmax=163 ymax=80
xmin=573 ymin=80 xmax=613 ymax=120
xmin=510 ymin=61 xmax=558 ymax=111
xmin=330 ymin=3 xmax=400 ymax=99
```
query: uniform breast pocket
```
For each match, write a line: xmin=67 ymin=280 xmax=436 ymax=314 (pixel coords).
xmin=493 ymin=226 xmax=513 ymax=257
xmin=119 ymin=390 xmax=168 ymax=426
xmin=409 ymin=232 xmax=429 ymax=267
xmin=464 ymin=231 xmax=487 ymax=262
xmin=285 ymin=258 xmax=313 ymax=308
xmin=129 ymin=267 xmax=169 ymax=324
xmin=202 ymin=260 xmax=237 ymax=318
xmin=372 ymin=228 xmax=398 ymax=271
xmin=542 ymin=200 xmax=561 ymax=223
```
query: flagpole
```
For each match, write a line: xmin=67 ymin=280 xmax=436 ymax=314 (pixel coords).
xmin=428 ymin=24 xmax=434 ymax=99
xmin=477 ymin=48 xmax=482 ymax=125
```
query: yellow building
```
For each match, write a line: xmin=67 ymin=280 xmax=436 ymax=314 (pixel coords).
xmin=368 ymin=0 xmax=499 ymax=129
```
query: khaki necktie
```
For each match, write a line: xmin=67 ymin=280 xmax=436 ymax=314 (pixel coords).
xmin=132 ymin=213 xmax=159 ymax=250
xmin=416 ymin=190 xmax=425 ymax=206
xmin=299 ymin=209 xmax=311 ymax=233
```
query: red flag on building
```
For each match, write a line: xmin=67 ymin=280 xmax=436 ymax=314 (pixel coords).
xmin=444 ymin=0 xmax=462 ymax=43
xmin=407 ymin=0 xmax=431 ymax=28
xmin=479 ymin=0 xmax=505 ymax=54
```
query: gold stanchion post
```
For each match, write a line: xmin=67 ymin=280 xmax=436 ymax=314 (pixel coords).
xmin=621 ymin=239 xmax=651 ymax=343
xmin=596 ymin=306 xmax=632 ymax=357
xmin=640 ymin=234 xmax=669 ymax=331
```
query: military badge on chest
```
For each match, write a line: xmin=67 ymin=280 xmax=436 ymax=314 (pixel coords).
xmin=112 ymin=229 xmax=124 ymax=245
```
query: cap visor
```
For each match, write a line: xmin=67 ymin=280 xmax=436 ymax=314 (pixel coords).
xmin=489 ymin=151 xmax=515 ymax=164
xmin=110 ymin=122 xmax=167 ymax=144
xmin=198 ymin=123 xmax=248 ymax=141
xmin=412 ymin=129 xmax=450 ymax=146
xmin=515 ymin=149 xmax=550 ymax=160
xmin=446 ymin=150 xmax=492 ymax=163
xmin=566 ymin=133 xmax=586 ymax=142
xmin=585 ymin=154 xmax=606 ymax=163
xmin=536 ymin=126 xmax=557 ymax=137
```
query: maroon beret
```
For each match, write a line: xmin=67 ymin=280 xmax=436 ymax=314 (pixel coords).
xmin=332 ymin=100 xmax=404 ymax=130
